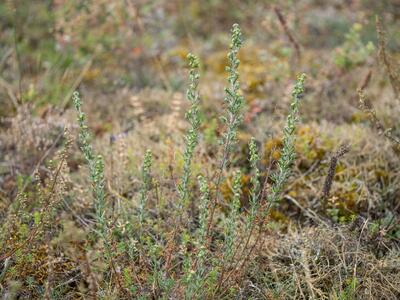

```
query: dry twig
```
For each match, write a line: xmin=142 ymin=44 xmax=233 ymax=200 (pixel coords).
xmin=376 ymin=16 xmax=400 ymax=99
xmin=274 ymin=6 xmax=301 ymax=62
xmin=322 ymin=143 xmax=350 ymax=199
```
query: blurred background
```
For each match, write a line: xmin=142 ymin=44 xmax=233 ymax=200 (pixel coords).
xmin=1 ymin=0 xmax=399 ymax=113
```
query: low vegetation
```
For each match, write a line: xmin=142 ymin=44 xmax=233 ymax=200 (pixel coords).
xmin=1 ymin=1 xmax=399 ymax=299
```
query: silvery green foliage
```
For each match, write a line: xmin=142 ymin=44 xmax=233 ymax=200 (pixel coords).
xmin=196 ymin=175 xmax=210 ymax=254
xmin=184 ymin=174 xmax=210 ymax=298
xmin=208 ymin=24 xmax=245 ymax=234
xmin=223 ymin=170 xmax=242 ymax=262
xmin=178 ymin=53 xmax=201 ymax=209
xmin=247 ymin=138 xmax=261 ymax=226
xmin=221 ymin=23 xmax=245 ymax=157
xmin=139 ymin=149 xmax=152 ymax=227
xmin=180 ymin=55 xmax=202 ymax=298
xmin=70 ymin=26 xmax=308 ymax=299
xmin=266 ymin=74 xmax=306 ymax=210
xmin=73 ymin=91 xmax=106 ymax=235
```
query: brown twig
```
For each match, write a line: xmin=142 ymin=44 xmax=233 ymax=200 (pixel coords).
xmin=358 ymin=88 xmax=400 ymax=147
xmin=359 ymin=69 xmax=372 ymax=91
xmin=274 ymin=6 xmax=301 ymax=62
xmin=322 ymin=143 xmax=350 ymax=200
xmin=376 ymin=16 xmax=400 ymax=99
xmin=13 ymin=0 xmax=23 ymax=105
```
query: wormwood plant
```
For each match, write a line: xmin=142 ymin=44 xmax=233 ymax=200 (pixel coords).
xmin=222 ymin=24 xmax=245 ymax=154
xmin=207 ymin=23 xmax=245 ymax=237
xmin=73 ymin=91 xmax=107 ymax=239
xmin=223 ymin=139 xmax=261 ymax=274
xmin=177 ymin=53 xmax=203 ymax=297
xmin=216 ymin=75 xmax=307 ymax=296
xmin=184 ymin=175 xmax=210 ymax=299
xmin=246 ymin=138 xmax=261 ymax=227
xmin=216 ymin=139 xmax=261 ymax=290
xmin=137 ymin=149 xmax=163 ymax=295
xmin=183 ymin=24 xmax=247 ymax=297
xmin=138 ymin=149 xmax=152 ymax=229
xmin=266 ymin=73 xmax=306 ymax=212
xmin=183 ymin=25 xmax=307 ymax=297
xmin=67 ymin=24 xmax=307 ymax=299
xmin=222 ymin=170 xmax=242 ymax=263
xmin=177 ymin=54 xmax=201 ymax=210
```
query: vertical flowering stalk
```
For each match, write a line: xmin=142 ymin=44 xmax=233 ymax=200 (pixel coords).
xmin=266 ymin=73 xmax=306 ymax=211
xmin=231 ymin=138 xmax=261 ymax=267
xmin=218 ymin=74 xmax=307 ymax=294
xmin=196 ymin=175 xmax=210 ymax=262
xmin=222 ymin=23 xmax=245 ymax=155
xmin=207 ymin=23 xmax=245 ymax=238
xmin=246 ymin=138 xmax=261 ymax=227
xmin=138 ymin=149 xmax=153 ymax=228
xmin=177 ymin=54 xmax=201 ymax=209
xmin=73 ymin=91 xmax=106 ymax=237
xmin=177 ymin=55 xmax=202 ymax=296
xmin=184 ymin=174 xmax=210 ymax=298
xmin=223 ymin=170 xmax=242 ymax=262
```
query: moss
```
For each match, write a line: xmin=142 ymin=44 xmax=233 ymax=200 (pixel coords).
xmin=263 ymin=125 xmax=332 ymax=170
xmin=268 ymin=209 xmax=289 ymax=224
xmin=221 ymin=173 xmax=251 ymax=210
xmin=374 ymin=168 xmax=390 ymax=185
xmin=351 ymin=111 xmax=370 ymax=123
xmin=295 ymin=125 xmax=328 ymax=169
xmin=263 ymin=137 xmax=283 ymax=165
xmin=326 ymin=190 xmax=359 ymax=222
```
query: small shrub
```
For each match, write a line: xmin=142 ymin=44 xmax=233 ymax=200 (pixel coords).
xmin=334 ymin=23 xmax=375 ymax=70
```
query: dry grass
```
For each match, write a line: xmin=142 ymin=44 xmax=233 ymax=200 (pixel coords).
xmin=1 ymin=1 xmax=400 ymax=299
